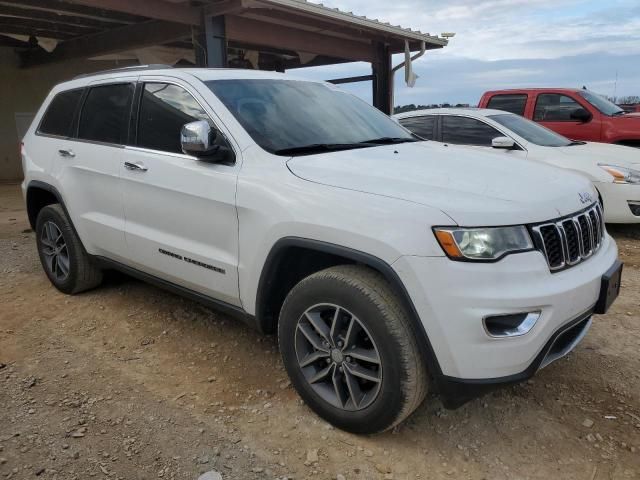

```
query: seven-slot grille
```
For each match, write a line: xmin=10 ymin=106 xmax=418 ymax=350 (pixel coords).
xmin=531 ymin=204 xmax=605 ymax=272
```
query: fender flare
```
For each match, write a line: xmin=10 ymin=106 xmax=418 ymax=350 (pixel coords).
xmin=26 ymin=181 xmax=67 ymax=227
xmin=255 ymin=237 xmax=446 ymax=380
xmin=26 ymin=181 xmax=85 ymax=246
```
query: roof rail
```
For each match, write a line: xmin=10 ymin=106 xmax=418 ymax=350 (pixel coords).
xmin=73 ymin=64 xmax=174 ymax=80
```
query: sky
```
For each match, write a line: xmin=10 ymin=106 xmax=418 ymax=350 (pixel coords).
xmin=292 ymin=0 xmax=640 ymax=106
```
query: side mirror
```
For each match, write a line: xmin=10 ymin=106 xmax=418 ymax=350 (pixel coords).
xmin=181 ymin=120 xmax=217 ymax=156
xmin=491 ymin=136 xmax=516 ymax=149
xmin=570 ymin=107 xmax=591 ymax=123
xmin=180 ymin=120 xmax=234 ymax=163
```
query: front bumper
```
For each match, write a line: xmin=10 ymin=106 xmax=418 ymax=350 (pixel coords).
xmin=596 ymin=182 xmax=640 ymax=223
xmin=393 ymin=233 xmax=619 ymax=384
xmin=436 ymin=310 xmax=593 ymax=408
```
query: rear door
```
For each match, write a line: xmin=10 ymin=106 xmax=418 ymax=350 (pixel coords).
xmin=51 ymin=78 xmax=135 ymax=261
xmin=31 ymin=88 xmax=85 ymax=187
xmin=121 ymin=78 xmax=241 ymax=306
xmin=398 ymin=115 xmax=437 ymax=141
xmin=485 ymin=94 xmax=528 ymax=116
xmin=533 ymin=92 xmax=601 ymax=141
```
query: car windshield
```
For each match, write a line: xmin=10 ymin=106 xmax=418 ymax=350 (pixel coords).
xmin=489 ymin=113 xmax=573 ymax=147
xmin=579 ymin=90 xmax=625 ymax=116
xmin=205 ymin=79 xmax=416 ymax=155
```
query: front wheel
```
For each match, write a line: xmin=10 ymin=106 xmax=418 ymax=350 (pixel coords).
xmin=278 ymin=265 xmax=428 ymax=434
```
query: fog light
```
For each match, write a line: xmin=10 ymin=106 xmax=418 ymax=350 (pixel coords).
xmin=483 ymin=311 xmax=541 ymax=338
xmin=628 ymin=201 xmax=640 ymax=217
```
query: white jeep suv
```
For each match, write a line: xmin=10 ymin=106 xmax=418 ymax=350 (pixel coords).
xmin=22 ymin=66 xmax=622 ymax=434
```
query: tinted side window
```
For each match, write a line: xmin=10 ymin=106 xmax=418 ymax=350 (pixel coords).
xmin=38 ymin=89 xmax=84 ymax=137
xmin=441 ymin=116 xmax=502 ymax=146
xmin=399 ymin=116 xmax=436 ymax=140
xmin=534 ymin=94 xmax=581 ymax=121
xmin=78 ymin=83 xmax=134 ymax=144
xmin=137 ymin=83 xmax=210 ymax=154
xmin=486 ymin=94 xmax=527 ymax=116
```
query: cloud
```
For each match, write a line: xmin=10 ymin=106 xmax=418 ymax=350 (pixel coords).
xmin=294 ymin=52 xmax=640 ymax=105
xmin=294 ymin=0 xmax=640 ymax=105
xmin=311 ymin=0 xmax=640 ymax=61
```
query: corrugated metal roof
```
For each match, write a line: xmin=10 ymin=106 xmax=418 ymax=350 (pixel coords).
xmin=252 ymin=0 xmax=448 ymax=47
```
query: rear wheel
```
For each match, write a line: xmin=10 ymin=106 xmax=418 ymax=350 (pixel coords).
xmin=35 ymin=204 xmax=103 ymax=294
xmin=278 ymin=265 xmax=428 ymax=433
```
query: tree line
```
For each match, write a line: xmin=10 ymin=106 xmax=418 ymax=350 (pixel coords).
xmin=394 ymin=103 xmax=471 ymax=114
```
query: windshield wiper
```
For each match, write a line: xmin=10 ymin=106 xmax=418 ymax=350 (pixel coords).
xmin=273 ymin=143 xmax=371 ymax=156
xmin=567 ymin=140 xmax=587 ymax=146
xmin=274 ymin=137 xmax=417 ymax=156
xmin=358 ymin=137 xmax=418 ymax=145
xmin=612 ymin=110 xmax=626 ymax=116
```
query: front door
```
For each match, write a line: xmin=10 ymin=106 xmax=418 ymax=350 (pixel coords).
xmin=533 ymin=93 xmax=601 ymax=141
xmin=121 ymin=80 xmax=241 ymax=306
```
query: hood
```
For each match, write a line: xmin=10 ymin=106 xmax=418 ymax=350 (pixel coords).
xmin=287 ymin=142 xmax=596 ymax=226
xmin=555 ymin=142 xmax=640 ymax=170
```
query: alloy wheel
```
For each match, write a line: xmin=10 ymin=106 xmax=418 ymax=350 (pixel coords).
xmin=40 ymin=221 xmax=70 ymax=281
xmin=294 ymin=303 xmax=382 ymax=411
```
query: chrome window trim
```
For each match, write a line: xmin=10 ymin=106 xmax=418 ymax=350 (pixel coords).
xmin=33 ymin=133 xmax=126 ymax=150
xmin=125 ymin=145 xmax=208 ymax=162
xmin=34 ymin=132 xmax=70 ymax=141
xmin=69 ymin=137 xmax=126 ymax=149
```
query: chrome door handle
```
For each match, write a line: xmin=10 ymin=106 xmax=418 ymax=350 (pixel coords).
xmin=124 ymin=161 xmax=148 ymax=172
xmin=58 ymin=149 xmax=75 ymax=158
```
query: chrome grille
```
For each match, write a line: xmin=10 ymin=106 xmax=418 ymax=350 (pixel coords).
xmin=531 ymin=204 xmax=605 ymax=272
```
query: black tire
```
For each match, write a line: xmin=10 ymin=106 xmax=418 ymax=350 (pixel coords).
xmin=35 ymin=204 xmax=103 ymax=294
xmin=278 ymin=265 xmax=428 ymax=434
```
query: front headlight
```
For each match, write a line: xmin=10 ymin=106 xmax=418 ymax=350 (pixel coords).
xmin=434 ymin=226 xmax=533 ymax=261
xmin=599 ymin=164 xmax=640 ymax=184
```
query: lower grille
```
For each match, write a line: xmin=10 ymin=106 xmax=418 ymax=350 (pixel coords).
xmin=531 ymin=204 xmax=605 ymax=272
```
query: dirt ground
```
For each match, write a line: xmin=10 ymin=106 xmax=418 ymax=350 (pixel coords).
xmin=1 ymin=183 xmax=639 ymax=480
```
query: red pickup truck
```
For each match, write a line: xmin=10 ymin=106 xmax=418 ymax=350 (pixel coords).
xmin=479 ymin=88 xmax=640 ymax=146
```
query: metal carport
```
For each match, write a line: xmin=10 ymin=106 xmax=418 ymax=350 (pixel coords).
xmin=0 ymin=0 xmax=449 ymax=180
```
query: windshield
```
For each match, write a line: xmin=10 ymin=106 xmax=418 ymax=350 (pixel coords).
xmin=579 ymin=90 xmax=624 ymax=116
xmin=206 ymin=79 xmax=415 ymax=155
xmin=489 ymin=113 xmax=572 ymax=147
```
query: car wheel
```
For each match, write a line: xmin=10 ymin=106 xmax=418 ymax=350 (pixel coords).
xmin=278 ymin=265 xmax=428 ymax=434
xmin=35 ymin=204 xmax=103 ymax=294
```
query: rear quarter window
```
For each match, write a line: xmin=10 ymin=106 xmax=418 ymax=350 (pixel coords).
xmin=38 ymin=89 xmax=84 ymax=137
xmin=399 ymin=116 xmax=436 ymax=140
xmin=486 ymin=94 xmax=528 ymax=116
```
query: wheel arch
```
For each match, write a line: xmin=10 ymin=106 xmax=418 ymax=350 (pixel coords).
xmin=255 ymin=237 xmax=445 ymax=378
xmin=26 ymin=181 xmax=65 ymax=230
